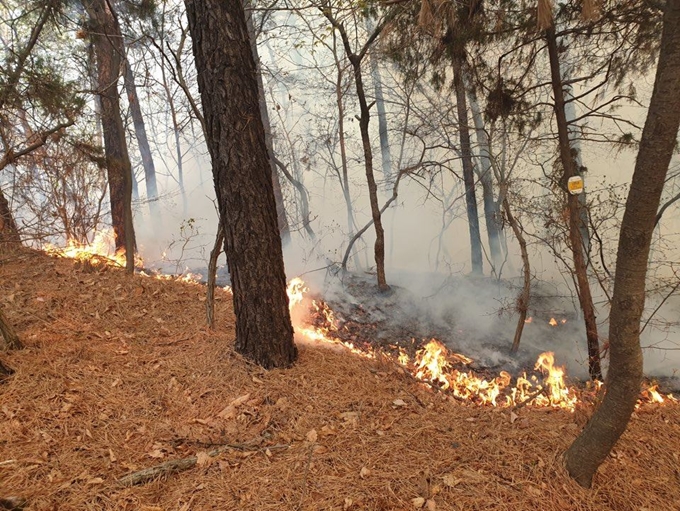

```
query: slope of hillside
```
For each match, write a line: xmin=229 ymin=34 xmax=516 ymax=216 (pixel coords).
xmin=0 ymin=250 xmax=678 ymax=510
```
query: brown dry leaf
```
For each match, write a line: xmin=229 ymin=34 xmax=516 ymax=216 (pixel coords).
xmin=147 ymin=448 xmax=164 ymax=459
xmin=441 ymin=473 xmax=460 ymax=488
xmin=140 ymin=507 xmax=165 ymax=511
xmin=306 ymin=429 xmax=318 ymax=443
xmin=360 ymin=466 xmax=370 ymax=478
xmin=196 ymin=451 xmax=212 ymax=467
xmin=108 ymin=449 xmax=117 ymax=462
xmin=426 ymin=499 xmax=437 ymax=511
xmin=510 ymin=411 xmax=518 ymax=424
xmin=313 ymin=445 xmax=328 ymax=455
xmin=392 ymin=399 xmax=407 ymax=407
xmin=412 ymin=497 xmax=426 ymax=508
xmin=86 ymin=477 xmax=104 ymax=485
xmin=217 ymin=405 xmax=237 ymax=420
xmin=343 ymin=498 xmax=353 ymax=510
xmin=229 ymin=394 xmax=251 ymax=407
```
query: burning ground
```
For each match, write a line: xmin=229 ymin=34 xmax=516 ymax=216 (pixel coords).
xmin=0 ymin=250 xmax=679 ymax=510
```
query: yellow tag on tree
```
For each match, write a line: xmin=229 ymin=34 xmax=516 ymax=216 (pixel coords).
xmin=568 ymin=176 xmax=584 ymax=195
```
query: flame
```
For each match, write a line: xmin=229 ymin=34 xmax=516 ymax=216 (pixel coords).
xmin=44 ymin=229 xmax=138 ymax=268
xmin=524 ymin=317 xmax=533 ymax=324
xmin=285 ymin=278 xmax=590 ymax=411
xmin=548 ymin=318 xmax=558 ymax=327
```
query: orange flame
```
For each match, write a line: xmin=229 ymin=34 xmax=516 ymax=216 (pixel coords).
xmin=548 ymin=318 xmax=558 ymax=327
xmin=44 ymin=229 xmax=144 ymax=269
xmin=285 ymin=279 xmax=592 ymax=411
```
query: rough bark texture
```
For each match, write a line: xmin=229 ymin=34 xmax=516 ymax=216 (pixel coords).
xmin=0 ymin=306 xmax=22 ymax=351
xmin=84 ymin=0 xmax=136 ymax=273
xmin=546 ymin=26 xmax=601 ymax=381
xmin=564 ymin=0 xmax=680 ymax=487
xmin=123 ymin=52 xmax=160 ymax=219
xmin=0 ymin=186 xmax=21 ymax=252
xmin=452 ymin=56 xmax=483 ymax=275
xmin=184 ymin=0 xmax=297 ymax=368
xmin=244 ymin=6 xmax=291 ymax=245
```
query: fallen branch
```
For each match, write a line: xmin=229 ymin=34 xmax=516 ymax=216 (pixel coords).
xmin=117 ymin=442 xmax=289 ymax=487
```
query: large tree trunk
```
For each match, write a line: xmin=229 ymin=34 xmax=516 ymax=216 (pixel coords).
xmin=546 ymin=26 xmax=601 ymax=380
xmin=184 ymin=0 xmax=297 ymax=369
xmin=84 ymin=0 xmax=136 ymax=273
xmin=245 ymin=5 xmax=290 ymax=245
xmin=564 ymin=0 xmax=680 ymax=487
xmin=0 ymin=186 xmax=20 ymax=252
xmin=123 ymin=52 xmax=160 ymax=219
xmin=452 ymin=54 xmax=483 ymax=275
xmin=0 ymin=306 xmax=22 ymax=351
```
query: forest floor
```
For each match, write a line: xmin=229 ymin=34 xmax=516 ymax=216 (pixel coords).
xmin=1 ymin=249 xmax=679 ymax=511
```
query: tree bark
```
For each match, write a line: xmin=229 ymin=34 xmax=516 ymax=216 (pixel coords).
xmin=565 ymin=0 xmax=680 ymax=487
xmin=546 ymin=25 xmax=601 ymax=381
xmin=84 ymin=0 xmax=136 ymax=273
xmin=365 ymin=17 xmax=392 ymax=188
xmin=123 ymin=51 xmax=160 ymax=219
xmin=244 ymin=5 xmax=291 ymax=246
xmin=0 ymin=186 xmax=20 ymax=252
xmin=452 ymin=54 xmax=483 ymax=275
xmin=468 ymin=85 xmax=504 ymax=272
xmin=184 ymin=0 xmax=297 ymax=368
xmin=324 ymin=12 xmax=391 ymax=291
xmin=0 ymin=306 xmax=22 ymax=351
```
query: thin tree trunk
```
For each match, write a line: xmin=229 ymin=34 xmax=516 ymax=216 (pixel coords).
xmin=324 ymin=13 xmax=391 ymax=291
xmin=185 ymin=0 xmax=297 ymax=368
xmin=272 ymin=156 xmax=315 ymax=240
xmin=0 ymin=306 xmax=22 ymax=351
xmin=468 ymin=85 xmax=503 ymax=272
xmin=245 ymin=4 xmax=290 ymax=245
xmin=565 ymin=0 xmax=680 ymax=487
xmin=0 ymin=186 xmax=20 ymax=252
xmin=546 ymin=25 xmax=601 ymax=380
xmin=331 ymin=32 xmax=360 ymax=260
xmin=502 ymin=193 xmax=531 ymax=354
xmin=365 ymin=17 xmax=392 ymax=188
xmin=123 ymin=52 xmax=160 ymax=219
xmin=84 ymin=0 xmax=136 ymax=273
xmin=452 ymin=54 xmax=483 ymax=275
xmin=206 ymin=218 xmax=225 ymax=329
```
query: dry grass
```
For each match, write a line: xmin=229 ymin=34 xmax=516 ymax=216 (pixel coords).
xmin=0 ymin=249 xmax=679 ymax=510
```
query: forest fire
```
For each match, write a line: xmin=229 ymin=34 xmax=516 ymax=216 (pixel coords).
xmin=44 ymin=229 xmax=131 ymax=267
xmin=42 ymin=230 xmax=205 ymax=283
xmin=287 ymin=278 xmax=677 ymax=411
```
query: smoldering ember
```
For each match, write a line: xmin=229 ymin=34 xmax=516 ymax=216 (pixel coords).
xmin=1 ymin=0 xmax=679 ymax=509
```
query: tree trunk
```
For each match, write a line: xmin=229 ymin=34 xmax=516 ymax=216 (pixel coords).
xmin=546 ymin=26 xmax=601 ymax=380
xmin=184 ymin=0 xmax=297 ymax=369
xmin=123 ymin=51 xmax=160 ymax=219
xmin=468 ymin=85 xmax=504 ymax=273
xmin=365 ymin=17 xmax=392 ymax=188
xmin=244 ymin=5 xmax=290 ymax=246
xmin=565 ymin=0 xmax=680 ymax=487
xmin=84 ymin=0 xmax=136 ymax=273
xmin=501 ymin=191 xmax=531 ymax=354
xmin=0 ymin=186 xmax=21 ymax=252
xmin=323 ymin=12 xmax=390 ymax=291
xmin=0 ymin=306 xmax=22 ymax=351
xmin=452 ymin=54 xmax=483 ymax=275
